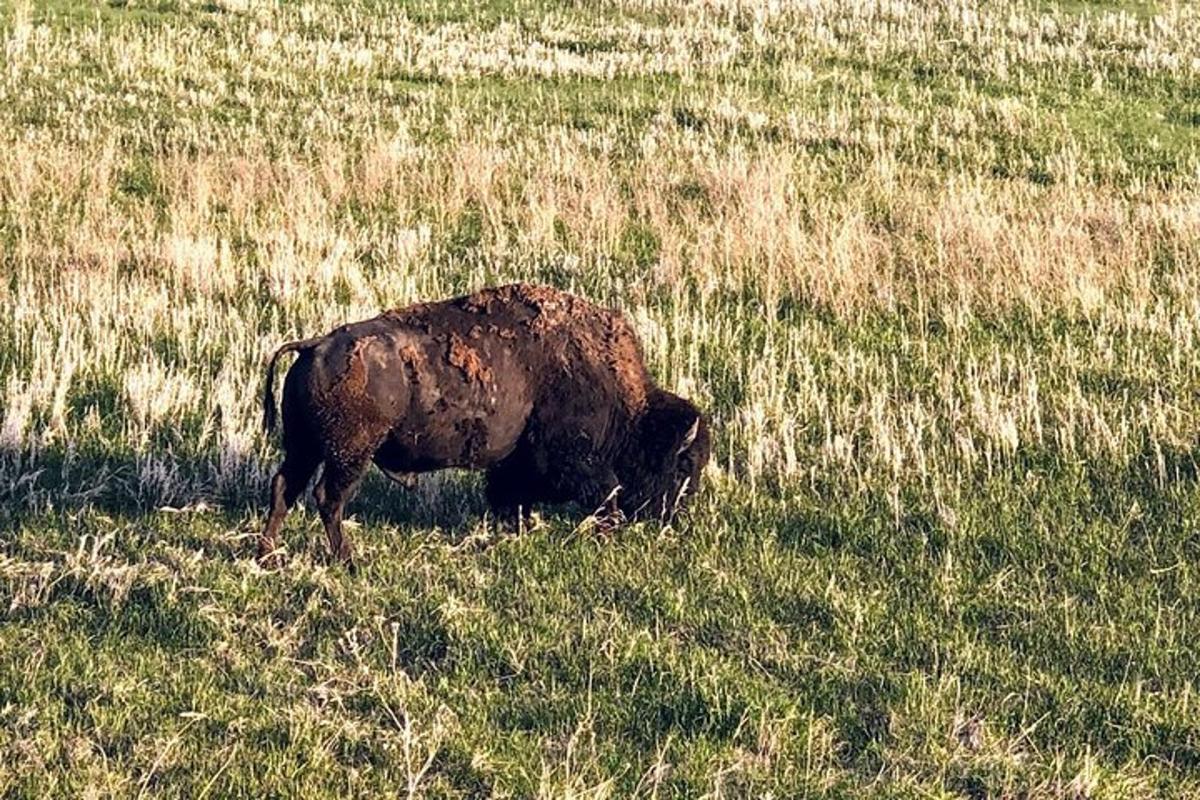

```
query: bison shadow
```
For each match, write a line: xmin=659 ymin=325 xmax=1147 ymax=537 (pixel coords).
xmin=0 ymin=440 xmax=521 ymax=547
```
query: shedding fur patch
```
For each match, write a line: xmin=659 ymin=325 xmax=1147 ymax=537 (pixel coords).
xmin=338 ymin=338 xmax=370 ymax=396
xmin=397 ymin=343 xmax=422 ymax=365
xmin=405 ymin=283 xmax=650 ymax=410
xmin=447 ymin=331 xmax=493 ymax=386
xmin=516 ymin=284 xmax=575 ymax=334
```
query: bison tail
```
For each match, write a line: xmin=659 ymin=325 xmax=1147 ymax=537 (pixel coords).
xmin=262 ymin=336 xmax=322 ymax=436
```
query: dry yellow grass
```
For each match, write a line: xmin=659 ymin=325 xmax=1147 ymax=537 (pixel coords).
xmin=2 ymin=128 xmax=1199 ymax=504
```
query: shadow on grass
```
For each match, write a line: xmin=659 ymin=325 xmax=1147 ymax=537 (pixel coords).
xmin=0 ymin=440 xmax=507 ymax=544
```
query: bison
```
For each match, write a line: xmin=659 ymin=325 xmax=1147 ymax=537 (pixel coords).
xmin=258 ymin=283 xmax=710 ymax=565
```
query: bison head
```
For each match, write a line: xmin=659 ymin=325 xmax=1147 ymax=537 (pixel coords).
xmin=617 ymin=389 xmax=711 ymax=520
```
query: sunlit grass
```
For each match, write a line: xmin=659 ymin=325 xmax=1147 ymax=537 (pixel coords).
xmin=1 ymin=0 xmax=1199 ymax=796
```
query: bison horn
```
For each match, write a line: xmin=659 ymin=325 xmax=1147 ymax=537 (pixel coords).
xmin=676 ymin=417 xmax=700 ymax=456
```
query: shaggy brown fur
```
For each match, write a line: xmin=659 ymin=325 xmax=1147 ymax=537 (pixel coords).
xmin=258 ymin=284 xmax=710 ymax=566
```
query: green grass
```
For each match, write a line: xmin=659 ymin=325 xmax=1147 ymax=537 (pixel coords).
xmin=5 ymin=466 xmax=1200 ymax=796
xmin=2 ymin=0 xmax=1200 ymax=796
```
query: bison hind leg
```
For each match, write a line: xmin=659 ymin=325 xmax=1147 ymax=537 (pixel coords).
xmin=258 ymin=449 xmax=321 ymax=566
xmin=314 ymin=457 xmax=370 ymax=568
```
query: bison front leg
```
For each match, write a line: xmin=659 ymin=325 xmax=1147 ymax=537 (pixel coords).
xmin=313 ymin=457 xmax=369 ymax=568
xmin=484 ymin=466 xmax=530 ymax=524
xmin=485 ymin=446 xmax=560 ymax=524
xmin=582 ymin=471 xmax=625 ymax=532
xmin=554 ymin=458 xmax=623 ymax=528
xmin=486 ymin=469 xmax=560 ymax=526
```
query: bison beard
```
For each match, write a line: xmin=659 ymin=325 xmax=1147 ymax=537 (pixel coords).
xmin=257 ymin=284 xmax=711 ymax=566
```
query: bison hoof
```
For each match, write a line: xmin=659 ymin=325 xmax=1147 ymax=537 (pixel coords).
xmin=488 ymin=504 xmax=535 ymax=531
xmin=327 ymin=549 xmax=357 ymax=573
xmin=257 ymin=543 xmax=286 ymax=570
xmin=593 ymin=506 xmax=627 ymax=534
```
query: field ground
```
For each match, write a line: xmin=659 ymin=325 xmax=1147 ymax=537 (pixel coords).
xmin=2 ymin=0 xmax=1200 ymax=796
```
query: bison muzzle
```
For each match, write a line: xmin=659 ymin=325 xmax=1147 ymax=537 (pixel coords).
xmin=258 ymin=283 xmax=711 ymax=565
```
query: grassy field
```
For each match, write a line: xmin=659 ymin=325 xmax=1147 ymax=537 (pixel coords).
xmin=2 ymin=0 xmax=1200 ymax=796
